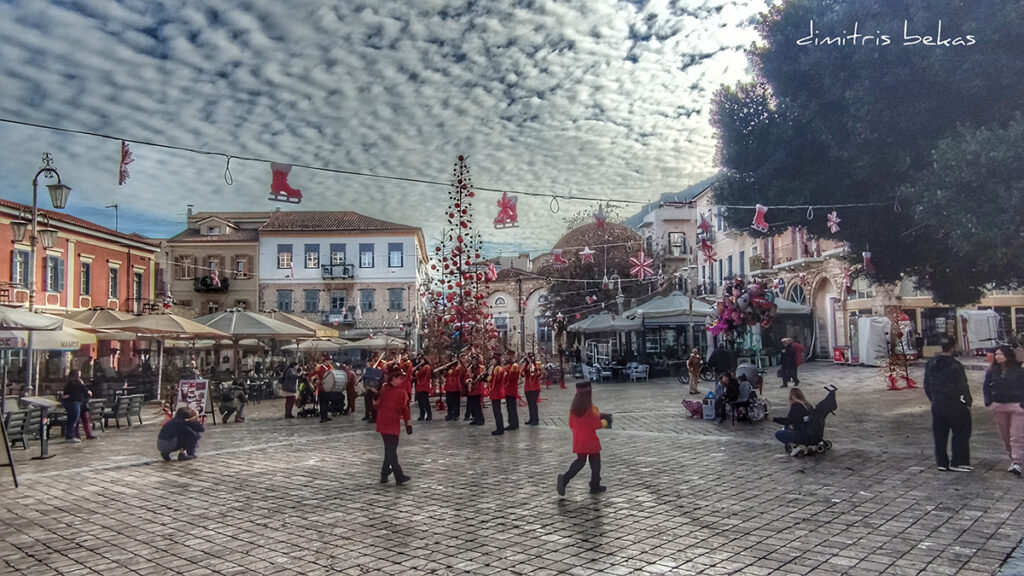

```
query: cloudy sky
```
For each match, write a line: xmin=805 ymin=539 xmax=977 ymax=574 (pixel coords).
xmin=0 ymin=0 xmax=766 ymax=255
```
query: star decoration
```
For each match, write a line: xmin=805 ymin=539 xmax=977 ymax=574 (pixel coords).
xmin=594 ymin=204 xmax=607 ymax=231
xmin=579 ymin=246 xmax=595 ymax=263
xmin=629 ymin=249 xmax=654 ymax=280
xmin=827 ymin=211 xmax=841 ymax=233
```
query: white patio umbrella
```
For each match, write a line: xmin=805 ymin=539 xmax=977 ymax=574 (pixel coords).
xmin=194 ymin=308 xmax=314 ymax=376
xmin=340 ymin=335 xmax=410 ymax=351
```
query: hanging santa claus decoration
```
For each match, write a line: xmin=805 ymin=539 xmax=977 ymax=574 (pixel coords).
xmin=493 ymin=192 xmax=518 ymax=228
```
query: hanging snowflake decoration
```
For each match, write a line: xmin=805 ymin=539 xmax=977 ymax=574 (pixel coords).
xmin=579 ymin=246 xmax=595 ymax=263
xmin=629 ymin=249 xmax=654 ymax=280
xmin=826 ymin=211 xmax=841 ymax=233
xmin=699 ymin=238 xmax=717 ymax=264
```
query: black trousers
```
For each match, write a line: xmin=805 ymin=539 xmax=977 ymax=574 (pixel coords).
xmin=319 ymin=392 xmax=331 ymax=420
xmin=469 ymin=395 xmax=484 ymax=424
xmin=380 ymin=433 xmax=404 ymax=480
xmin=563 ymin=453 xmax=601 ymax=488
xmin=932 ymin=401 xmax=972 ymax=467
xmin=445 ymin=391 xmax=461 ymax=419
xmin=491 ymin=399 xmax=504 ymax=432
xmin=464 ymin=394 xmax=474 ymax=420
xmin=415 ymin=391 xmax=432 ymax=420
xmin=505 ymin=395 xmax=519 ymax=429
xmin=525 ymin=390 xmax=540 ymax=423
xmin=364 ymin=390 xmax=377 ymax=421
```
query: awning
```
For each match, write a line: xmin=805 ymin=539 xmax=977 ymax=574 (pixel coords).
xmin=0 ymin=327 xmax=97 ymax=351
xmin=642 ymin=313 xmax=708 ymax=327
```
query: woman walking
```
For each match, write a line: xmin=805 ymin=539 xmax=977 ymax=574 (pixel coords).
xmin=983 ymin=345 xmax=1024 ymax=476
xmin=375 ymin=363 xmax=413 ymax=485
xmin=556 ymin=381 xmax=609 ymax=496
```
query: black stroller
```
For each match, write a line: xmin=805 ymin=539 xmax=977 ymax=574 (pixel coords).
xmin=789 ymin=385 xmax=837 ymax=456
xmin=295 ymin=377 xmax=319 ymax=418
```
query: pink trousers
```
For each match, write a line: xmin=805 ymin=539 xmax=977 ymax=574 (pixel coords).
xmin=988 ymin=403 xmax=1024 ymax=466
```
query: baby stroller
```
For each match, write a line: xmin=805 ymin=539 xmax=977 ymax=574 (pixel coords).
xmin=788 ymin=385 xmax=838 ymax=456
xmin=295 ymin=377 xmax=319 ymax=418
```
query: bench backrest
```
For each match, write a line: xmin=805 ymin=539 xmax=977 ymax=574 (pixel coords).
xmin=127 ymin=394 xmax=144 ymax=416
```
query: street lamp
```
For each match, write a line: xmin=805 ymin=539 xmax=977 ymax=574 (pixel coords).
xmin=15 ymin=153 xmax=72 ymax=394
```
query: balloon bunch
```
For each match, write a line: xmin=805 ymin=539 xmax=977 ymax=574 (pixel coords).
xmin=709 ymin=278 xmax=779 ymax=337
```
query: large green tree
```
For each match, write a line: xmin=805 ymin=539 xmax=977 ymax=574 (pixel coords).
xmin=711 ymin=0 xmax=1024 ymax=305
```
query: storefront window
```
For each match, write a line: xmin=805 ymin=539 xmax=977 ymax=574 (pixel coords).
xmin=921 ymin=307 xmax=956 ymax=347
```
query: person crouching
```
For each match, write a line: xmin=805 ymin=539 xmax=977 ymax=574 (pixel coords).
xmin=375 ymin=363 xmax=413 ymax=485
xmin=158 ymin=406 xmax=205 ymax=461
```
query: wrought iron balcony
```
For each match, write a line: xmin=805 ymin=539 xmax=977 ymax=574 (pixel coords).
xmin=321 ymin=264 xmax=354 ymax=280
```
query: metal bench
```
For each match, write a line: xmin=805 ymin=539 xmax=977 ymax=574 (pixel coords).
xmin=101 ymin=395 xmax=131 ymax=429
xmin=4 ymin=408 xmax=42 ymax=450
xmin=126 ymin=394 xmax=144 ymax=427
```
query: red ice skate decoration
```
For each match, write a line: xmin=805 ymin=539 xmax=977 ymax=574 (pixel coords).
xmin=862 ymin=250 xmax=875 ymax=274
xmin=751 ymin=204 xmax=769 ymax=232
xmin=494 ymin=192 xmax=518 ymax=228
xmin=552 ymin=249 xmax=568 ymax=267
xmin=269 ymin=162 xmax=302 ymax=204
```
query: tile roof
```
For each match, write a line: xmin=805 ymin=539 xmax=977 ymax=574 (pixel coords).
xmin=167 ymin=228 xmax=260 ymax=243
xmin=259 ymin=211 xmax=420 ymax=232
xmin=0 ymin=198 xmax=160 ymax=248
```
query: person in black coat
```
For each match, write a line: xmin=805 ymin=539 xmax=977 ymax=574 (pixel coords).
xmin=157 ymin=406 xmax=205 ymax=461
xmin=779 ymin=338 xmax=800 ymax=388
xmin=773 ymin=387 xmax=813 ymax=455
xmin=924 ymin=338 xmax=972 ymax=472
xmin=708 ymin=343 xmax=737 ymax=381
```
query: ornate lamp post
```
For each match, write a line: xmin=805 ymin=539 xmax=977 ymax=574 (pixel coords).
xmin=11 ymin=153 xmax=72 ymax=393
xmin=555 ymin=311 xmax=566 ymax=388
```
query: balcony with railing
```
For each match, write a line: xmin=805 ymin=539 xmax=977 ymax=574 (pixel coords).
xmin=321 ymin=263 xmax=355 ymax=280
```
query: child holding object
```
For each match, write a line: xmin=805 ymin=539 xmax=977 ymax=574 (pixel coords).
xmin=557 ymin=381 xmax=611 ymax=496
xmin=157 ymin=406 xmax=205 ymax=461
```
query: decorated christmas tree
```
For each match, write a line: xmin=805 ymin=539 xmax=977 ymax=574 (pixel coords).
xmin=423 ymin=155 xmax=497 ymax=364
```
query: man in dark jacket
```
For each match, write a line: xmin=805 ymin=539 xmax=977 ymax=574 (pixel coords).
xmin=708 ymin=343 xmax=737 ymax=381
xmin=779 ymin=338 xmax=800 ymax=388
xmin=924 ymin=338 xmax=973 ymax=472
xmin=157 ymin=406 xmax=205 ymax=461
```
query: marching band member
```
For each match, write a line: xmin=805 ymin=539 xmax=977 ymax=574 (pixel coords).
xmin=413 ymin=354 xmax=433 ymax=421
xmin=523 ymin=352 xmax=543 ymax=426
xmin=488 ymin=355 xmax=506 ymax=435
xmin=375 ymin=362 xmax=413 ymax=485
xmin=503 ymin=351 xmax=521 ymax=431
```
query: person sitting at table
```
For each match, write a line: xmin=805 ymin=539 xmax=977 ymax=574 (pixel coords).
xmin=157 ymin=406 xmax=205 ymax=461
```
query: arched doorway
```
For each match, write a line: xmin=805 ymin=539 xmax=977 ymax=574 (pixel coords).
xmin=812 ymin=277 xmax=836 ymax=359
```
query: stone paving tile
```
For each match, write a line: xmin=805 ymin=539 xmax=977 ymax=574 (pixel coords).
xmin=1 ymin=363 xmax=1024 ymax=575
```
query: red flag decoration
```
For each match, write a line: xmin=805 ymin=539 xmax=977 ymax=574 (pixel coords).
xmin=629 ymin=249 xmax=654 ymax=280
xmin=118 ymin=140 xmax=134 ymax=185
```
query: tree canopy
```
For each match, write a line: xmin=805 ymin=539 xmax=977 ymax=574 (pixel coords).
xmin=711 ymin=0 xmax=1024 ymax=305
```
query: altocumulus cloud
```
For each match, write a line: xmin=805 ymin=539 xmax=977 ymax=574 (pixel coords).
xmin=0 ymin=0 xmax=765 ymax=251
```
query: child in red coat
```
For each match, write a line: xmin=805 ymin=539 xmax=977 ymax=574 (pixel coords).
xmin=375 ymin=363 xmax=413 ymax=485
xmin=557 ymin=381 xmax=610 ymax=495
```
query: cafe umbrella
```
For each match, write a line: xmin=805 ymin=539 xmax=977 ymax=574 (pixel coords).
xmin=193 ymin=308 xmax=314 ymax=377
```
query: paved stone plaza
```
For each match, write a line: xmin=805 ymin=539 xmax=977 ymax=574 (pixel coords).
xmin=2 ymin=362 xmax=1023 ymax=575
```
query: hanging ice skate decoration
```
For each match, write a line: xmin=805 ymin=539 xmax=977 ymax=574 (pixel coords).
xmin=751 ymin=204 xmax=769 ymax=232
xmin=269 ymin=162 xmax=302 ymax=203
xmin=118 ymin=140 xmax=134 ymax=185
xmin=551 ymin=249 xmax=568 ymax=267
xmin=493 ymin=192 xmax=518 ymax=229
xmin=594 ymin=204 xmax=607 ymax=232
xmin=579 ymin=246 xmax=595 ymax=263
xmin=629 ymin=249 xmax=654 ymax=280
xmin=826 ymin=210 xmax=841 ymax=233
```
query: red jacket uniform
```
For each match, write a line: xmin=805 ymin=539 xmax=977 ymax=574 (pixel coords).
xmin=312 ymin=362 xmax=333 ymax=393
xmin=444 ymin=365 xmax=465 ymax=393
xmin=393 ymin=373 xmax=413 ymax=396
xmin=569 ymin=405 xmax=603 ymax=454
xmin=469 ymin=366 xmax=485 ymax=396
xmin=375 ymin=384 xmax=410 ymax=436
xmin=414 ymin=364 xmax=432 ymax=393
xmin=488 ymin=366 xmax=505 ymax=400
xmin=523 ymin=362 xmax=542 ymax=392
xmin=503 ymin=363 xmax=520 ymax=397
